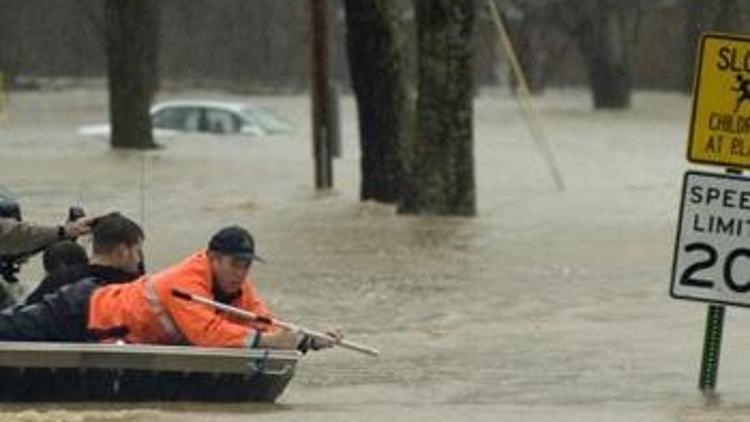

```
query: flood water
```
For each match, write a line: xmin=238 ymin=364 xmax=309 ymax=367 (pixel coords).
xmin=0 ymin=86 xmax=748 ymax=421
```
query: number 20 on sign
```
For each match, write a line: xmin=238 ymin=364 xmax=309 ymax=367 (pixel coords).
xmin=671 ymin=171 xmax=750 ymax=306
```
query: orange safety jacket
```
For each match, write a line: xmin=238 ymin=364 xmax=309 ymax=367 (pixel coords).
xmin=87 ymin=250 xmax=274 ymax=348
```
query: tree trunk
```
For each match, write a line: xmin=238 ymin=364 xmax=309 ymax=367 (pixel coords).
xmin=507 ymin=13 xmax=548 ymax=94
xmin=398 ymin=0 xmax=476 ymax=216
xmin=343 ymin=0 xmax=409 ymax=203
xmin=577 ymin=2 xmax=637 ymax=109
xmin=683 ymin=0 xmax=708 ymax=93
xmin=683 ymin=0 xmax=743 ymax=93
xmin=309 ymin=0 xmax=333 ymax=189
xmin=105 ymin=0 xmax=160 ymax=149
xmin=0 ymin=0 xmax=24 ymax=88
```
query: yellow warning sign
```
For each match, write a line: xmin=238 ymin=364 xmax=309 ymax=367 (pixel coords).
xmin=688 ymin=33 xmax=750 ymax=168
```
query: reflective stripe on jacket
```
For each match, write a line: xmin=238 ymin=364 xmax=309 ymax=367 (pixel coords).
xmin=87 ymin=250 xmax=274 ymax=347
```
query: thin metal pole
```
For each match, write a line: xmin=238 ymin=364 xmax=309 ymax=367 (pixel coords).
xmin=699 ymin=304 xmax=724 ymax=393
xmin=171 ymin=289 xmax=379 ymax=357
xmin=486 ymin=0 xmax=564 ymax=191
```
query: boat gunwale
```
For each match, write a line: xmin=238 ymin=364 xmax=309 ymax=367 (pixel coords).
xmin=0 ymin=342 xmax=301 ymax=375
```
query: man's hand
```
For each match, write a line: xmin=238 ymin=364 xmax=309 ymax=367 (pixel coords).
xmin=297 ymin=328 xmax=344 ymax=353
xmin=255 ymin=328 xmax=344 ymax=352
xmin=62 ymin=216 xmax=96 ymax=238
xmin=310 ymin=328 xmax=343 ymax=350
xmin=256 ymin=329 xmax=304 ymax=350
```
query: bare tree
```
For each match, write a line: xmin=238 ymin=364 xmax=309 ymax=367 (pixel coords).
xmin=502 ymin=0 xmax=640 ymax=108
xmin=580 ymin=1 xmax=638 ymax=108
xmin=497 ymin=1 xmax=575 ymax=94
xmin=683 ymin=0 xmax=744 ymax=92
xmin=500 ymin=2 xmax=553 ymax=93
xmin=553 ymin=0 xmax=639 ymax=108
xmin=343 ymin=0 xmax=411 ymax=203
xmin=104 ymin=0 xmax=160 ymax=149
xmin=398 ymin=0 xmax=476 ymax=216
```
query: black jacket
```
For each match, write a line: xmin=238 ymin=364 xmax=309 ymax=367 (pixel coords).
xmin=24 ymin=264 xmax=139 ymax=305
xmin=0 ymin=265 xmax=139 ymax=342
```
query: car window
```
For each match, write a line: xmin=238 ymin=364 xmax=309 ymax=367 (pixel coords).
xmin=152 ymin=107 xmax=202 ymax=132
xmin=241 ymin=107 xmax=293 ymax=134
xmin=205 ymin=108 xmax=240 ymax=134
xmin=185 ymin=108 xmax=204 ymax=132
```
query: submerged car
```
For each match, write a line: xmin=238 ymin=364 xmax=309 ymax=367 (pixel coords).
xmin=78 ymin=100 xmax=294 ymax=138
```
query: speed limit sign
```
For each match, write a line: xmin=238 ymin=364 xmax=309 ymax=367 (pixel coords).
xmin=671 ymin=170 xmax=750 ymax=306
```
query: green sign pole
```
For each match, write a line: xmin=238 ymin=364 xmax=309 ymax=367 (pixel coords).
xmin=698 ymin=167 xmax=743 ymax=393
xmin=698 ymin=304 xmax=725 ymax=392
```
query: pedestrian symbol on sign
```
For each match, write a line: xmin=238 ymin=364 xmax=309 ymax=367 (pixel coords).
xmin=687 ymin=33 xmax=750 ymax=169
xmin=732 ymin=73 xmax=750 ymax=113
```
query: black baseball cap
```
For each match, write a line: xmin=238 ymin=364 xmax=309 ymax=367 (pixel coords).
xmin=208 ymin=226 xmax=266 ymax=263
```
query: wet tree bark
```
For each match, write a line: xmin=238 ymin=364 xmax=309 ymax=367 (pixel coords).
xmin=104 ymin=0 xmax=159 ymax=149
xmin=343 ymin=0 xmax=410 ymax=203
xmin=398 ymin=0 xmax=476 ymax=216
xmin=574 ymin=1 xmax=637 ymax=109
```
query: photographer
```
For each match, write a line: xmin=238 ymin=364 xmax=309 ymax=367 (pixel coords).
xmin=0 ymin=217 xmax=94 ymax=257
xmin=23 ymin=240 xmax=89 ymax=305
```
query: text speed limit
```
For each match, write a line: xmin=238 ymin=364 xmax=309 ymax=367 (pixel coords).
xmin=671 ymin=171 xmax=750 ymax=306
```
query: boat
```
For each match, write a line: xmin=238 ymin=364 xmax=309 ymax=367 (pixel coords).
xmin=0 ymin=342 xmax=300 ymax=402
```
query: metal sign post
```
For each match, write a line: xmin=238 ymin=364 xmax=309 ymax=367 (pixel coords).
xmin=699 ymin=304 xmax=724 ymax=392
xmin=670 ymin=169 xmax=750 ymax=393
xmin=698 ymin=167 xmax=741 ymax=393
xmin=673 ymin=31 xmax=750 ymax=395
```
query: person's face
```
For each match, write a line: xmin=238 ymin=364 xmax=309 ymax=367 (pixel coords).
xmin=210 ymin=253 xmax=251 ymax=295
xmin=115 ymin=239 xmax=143 ymax=274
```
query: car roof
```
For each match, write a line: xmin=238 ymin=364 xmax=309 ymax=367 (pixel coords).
xmin=151 ymin=100 xmax=259 ymax=114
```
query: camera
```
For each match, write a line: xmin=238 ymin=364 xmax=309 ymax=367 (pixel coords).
xmin=0 ymin=195 xmax=20 ymax=222
xmin=0 ymin=192 xmax=22 ymax=283
xmin=0 ymin=192 xmax=85 ymax=283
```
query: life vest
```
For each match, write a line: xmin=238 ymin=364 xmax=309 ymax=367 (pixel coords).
xmin=87 ymin=251 xmax=273 ymax=347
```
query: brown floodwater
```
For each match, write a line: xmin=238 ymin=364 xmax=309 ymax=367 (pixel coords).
xmin=0 ymin=87 xmax=747 ymax=421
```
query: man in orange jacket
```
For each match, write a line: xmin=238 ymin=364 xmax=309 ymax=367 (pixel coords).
xmin=87 ymin=225 xmax=338 ymax=350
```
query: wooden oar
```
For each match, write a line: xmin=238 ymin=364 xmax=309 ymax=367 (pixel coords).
xmin=171 ymin=288 xmax=380 ymax=357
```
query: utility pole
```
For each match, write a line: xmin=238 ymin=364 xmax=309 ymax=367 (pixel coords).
xmin=308 ymin=0 xmax=333 ymax=189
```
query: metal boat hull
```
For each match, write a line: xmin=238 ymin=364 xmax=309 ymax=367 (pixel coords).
xmin=0 ymin=342 xmax=300 ymax=402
